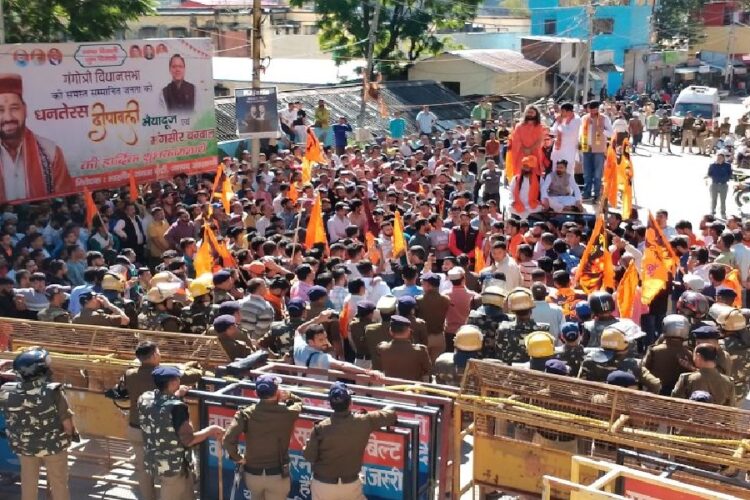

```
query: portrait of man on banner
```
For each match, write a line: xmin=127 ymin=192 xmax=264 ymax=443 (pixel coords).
xmin=161 ymin=54 xmax=195 ymax=113
xmin=0 ymin=73 xmax=71 ymax=203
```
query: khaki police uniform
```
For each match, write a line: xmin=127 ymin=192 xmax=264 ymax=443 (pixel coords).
xmin=416 ymin=291 xmax=450 ymax=361
xmin=672 ymin=367 xmax=735 ymax=406
xmin=224 ymin=395 xmax=303 ymax=500
xmin=407 ymin=315 xmax=429 ymax=347
xmin=348 ymin=317 xmax=374 ymax=369
xmin=641 ymin=341 xmax=693 ymax=395
xmin=376 ymin=339 xmax=431 ymax=381
xmin=72 ymin=308 xmax=123 ymax=327
xmin=364 ymin=319 xmax=391 ymax=371
xmin=303 ymin=407 xmax=397 ymax=500
xmin=218 ymin=333 xmax=253 ymax=361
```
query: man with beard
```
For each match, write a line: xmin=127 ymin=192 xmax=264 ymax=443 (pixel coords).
xmin=508 ymin=156 xmax=543 ymax=219
xmin=550 ymin=102 xmax=581 ymax=176
xmin=508 ymin=105 xmax=545 ymax=178
xmin=541 ymin=160 xmax=583 ymax=212
xmin=579 ymin=101 xmax=613 ymax=201
xmin=0 ymin=73 xmax=71 ymax=202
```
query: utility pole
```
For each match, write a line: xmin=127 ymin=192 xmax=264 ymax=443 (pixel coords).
xmin=251 ymin=0 xmax=262 ymax=168
xmin=0 ymin=0 xmax=5 ymax=45
xmin=582 ymin=1 xmax=595 ymax=102
xmin=358 ymin=0 xmax=382 ymax=127
xmin=727 ymin=20 xmax=736 ymax=91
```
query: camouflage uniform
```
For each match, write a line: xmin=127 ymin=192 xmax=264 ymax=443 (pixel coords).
xmin=723 ymin=331 xmax=750 ymax=400
xmin=137 ymin=390 xmax=193 ymax=478
xmin=213 ymin=289 xmax=234 ymax=305
xmin=467 ymin=305 xmax=510 ymax=359
xmin=554 ymin=344 xmax=585 ymax=376
xmin=138 ymin=310 xmax=183 ymax=333
xmin=433 ymin=352 xmax=478 ymax=386
xmin=181 ymin=302 xmax=212 ymax=334
xmin=496 ymin=318 xmax=549 ymax=365
xmin=578 ymin=355 xmax=662 ymax=393
xmin=37 ymin=306 xmax=72 ymax=323
xmin=258 ymin=318 xmax=303 ymax=357
xmin=111 ymin=296 xmax=139 ymax=329
xmin=582 ymin=316 xmax=618 ymax=348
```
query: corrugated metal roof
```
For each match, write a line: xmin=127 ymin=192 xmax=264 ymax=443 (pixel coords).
xmin=446 ymin=49 xmax=548 ymax=74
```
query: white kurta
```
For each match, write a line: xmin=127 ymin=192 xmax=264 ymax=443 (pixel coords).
xmin=541 ymin=173 xmax=582 ymax=212
xmin=508 ymin=176 xmax=543 ymax=219
xmin=550 ymin=116 xmax=581 ymax=175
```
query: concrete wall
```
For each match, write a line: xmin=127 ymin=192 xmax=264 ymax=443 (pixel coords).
xmin=695 ymin=26 xmax=750 ymax=54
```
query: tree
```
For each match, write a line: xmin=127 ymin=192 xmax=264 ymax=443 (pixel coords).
xmin=652 ymin=0 xmax=707 ymax=47
xmin=3 ymin=0 xmax=155 ymax=43
xmin=292 ymin=0 xmax=482 ymax=76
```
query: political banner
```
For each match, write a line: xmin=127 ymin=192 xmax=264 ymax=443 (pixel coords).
xmin=203 ymin=403 xmax=412 ymax=500
xmin=235 ymin=87 xmax=279 ymax=139
xmin=0 ymin=38 xmax=218 ymax=204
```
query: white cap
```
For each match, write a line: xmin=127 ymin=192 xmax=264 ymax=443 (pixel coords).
xmin=683 ymin=274 xmax=706 ymax=291
xmin=447 ymin=267 xmax=465 ymax=280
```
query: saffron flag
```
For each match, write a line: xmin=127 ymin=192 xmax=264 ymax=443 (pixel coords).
xmin=616 ymin=260 xmax=639 ymax=318
xmin=288 ymin=182 xmax=299 ymax=204
xmin=365 ymin=231 xmax=380 ymax=264
xmin=722 ymin=268 xmax=743 ymax=307
xmin=84 ymin=188 xmax=98 ymax=228
xmin=620 ymin=156 xmax=634 ymax=220
xmin=474 ymin=244 xmax=485 ymax=273
xmin=575 ymin=214 xmax=615 ymax=293
xmin=504 ymin=147 xmax=514 ymax=182
xmin=305 ymin=193 xmax=328 ymax=249
xmin=339 ymin=299 xmax=351 ymax=339
xmin=204 ymin=224 xmax=236 ymax=268
xmin=392 ymin=210 xmax=406 ymax=257
xmin=603 ymin=144 xmax=619 ymax=206
xmin=194 ymin=228 xmax=214 ymax=277
xmin=641 ymin=246 xmax=668 ymax=305
xmin=211 ymin=163 xmax=224 ymax=194
xmin=129 ymin=172 xmax=138 ymax=202
xmin=305 ymin=127 xmax=326 ymax=164
xmin=301 ymin=158 xmax=313 ymax=184
xmin=220 ymin=175 xmax=234 ymax=215
xmin=646 ymin=211 xmax=678 ymax=272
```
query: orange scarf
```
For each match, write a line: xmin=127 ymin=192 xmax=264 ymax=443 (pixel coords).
xmin=0 ymin=129 xmax=56 ymax=202
xmin=512 ymin=174 xmax=539 ymax=213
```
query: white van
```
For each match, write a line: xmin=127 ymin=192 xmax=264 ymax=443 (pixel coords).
xmin=671 ymin=85 xmax=720 ymax=128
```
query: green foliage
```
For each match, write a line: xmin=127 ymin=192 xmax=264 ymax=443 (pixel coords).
xmin=3 ymin=0 xmax=155 ymax=43
xmin=500 ymin=0 xmax=530 ymax=17
xmin=653 ymin=0 xmax=707 ymax=47
xmin=292 ymin=0 xmax=482 ymax=76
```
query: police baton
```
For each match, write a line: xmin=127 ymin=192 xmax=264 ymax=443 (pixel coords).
xmin=230 ymin=463 xmax=242 ymax=500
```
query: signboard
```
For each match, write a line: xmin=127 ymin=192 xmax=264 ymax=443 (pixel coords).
xmin=0 ymin=38 xmax=218 ymax=203
xmin=203 ymin=403 xmax=412 ymax=500
xmin=622 ymin=477 xmax=707 ymax=500
xmin=235 ymin=87 xmax=279 ymax=139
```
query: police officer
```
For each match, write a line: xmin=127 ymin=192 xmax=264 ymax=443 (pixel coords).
xmin=377 ymin=315 xmax=431 ymax=381
xmin=555 ymin=322 xmax=585 ymax=376
xmin=578 ymin=325 xmax=662 ymax=393
xmin=37 ymin=285 xmax=72 ymax=323
xmin=102 ymin=273 xmax=138 ymax=328
xmin=138 ymin=366 xmax=224 ymax=499
xmin=0 ymin=348 xmax=77 ymax=500
xmin=416 ymin=273 xmax=451 ymax=362
xmin=676 ymin=291 xmax=712 ymax=347
xmin=532 ymin=359 xmax=579 ymax=453
xmin=214 ymin=314 xmax=253 ymax=361
xmin=641 ymin=314 xmax=693 ymax=395
xmin=519 ymin=331 xmax=556 ymax=371
xmin=496 ymin=288 xmax=549 ymax=365
xmin=213 ymin=269 xmax=237 ymax=304
xmin=224 ymin=375 xmax=302 ymax=500
xmin=396 ymin=296 xmax=429 ymax=346
xmin=693 ymin=325 xmax=732 ymax=375
xmin=348 ymin=301 xmax=377 ymax=369
xmin=73 ymin=291 xmax=130 ymax=327
xmin=181 ymin=278 xmax=214 ymax=334
xmin=714 ymin=306 xmax=750 ymax=401
xmin=303 ymin=382 xmax=397 ymax=500
xmin=434 ymin=325 xmax=483 ymax=386
xmin=467 ymin=286 xmax=510 ymax=359
xmin=259 ymin=298 xmax=307 ymax=358
xmin=672 ymin=344 xmax=735 ymax=406
xmin=582 ymin=291 xmax=617 ymax=347
xmin=365 ymin=295 xmax=397 ymax=370
xmin=138 ymin=284 xmax=184 ymax=332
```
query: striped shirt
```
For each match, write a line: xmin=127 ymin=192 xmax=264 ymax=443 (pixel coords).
xmin=239 ymin=294 xmax=275 ymax=341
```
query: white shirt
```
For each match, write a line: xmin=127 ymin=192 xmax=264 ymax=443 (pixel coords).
xmin=363 ymin=277 xmax=391 ymax=304
xmin=732 ymin=243 xmax=750 ymax=284
xmin=551 ymin=116 xmax=581 ymax=156
xmin=492 ymin=256 xmax=522 ymax=290
xmin=327 ymin=215 xmax=349 ymax=242
xmin=612 ymin=118 xmax=629 ymax=134
xmin=416 ymin=111 xmax=437 ymax=134
xmin=280 ymin=108 xmax=296 ymax=127
xmin=0 ymin=141 xmax=29 ymax=200
xmin=255 ymin=216 xmax=271 ymax=237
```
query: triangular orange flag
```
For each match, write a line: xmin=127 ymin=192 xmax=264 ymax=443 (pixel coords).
xmin=84 ymin=188 xmax=99 ymax=228
xmin=474 ymin=244 xmax=485 ymax=273
xmin=204 ymin=224 xmax=236 ymax=268
xmin=616 ymin=260 xmax=638 ymax=318
xmin=722 ymin=267 xmax=743 ymax=307
xmin=575 ymin=213 xmax=615 ymax=293
xmin=641 ymin=247 xmax=668 ymax=305
xmin=129 ymin=172 xmax=138 ymax=202
xmin=305 ymin=193 xmax=328 ymax=249
xmin=194 ymin=227 xmax=214 ymax=277
xmin=365 ymin=231 xmax=380 ymax=264
xmin=301 ymin=158 xmax=313 ymax=184
xmin=392 ymin=211 xmax=406 ymax=257
xmin=305 ymin=127 xmax=326 ymax=164
xmin=221 ymin=175 xmax=234 ymax=215
xmin=603 ymin=144 xmax=619 ymax=206
xmin=646 ymin=211 xmax=678 ymax=272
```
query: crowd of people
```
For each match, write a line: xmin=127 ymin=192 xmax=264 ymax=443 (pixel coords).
xmin=1 ymin=92 xmax=750 ymax=498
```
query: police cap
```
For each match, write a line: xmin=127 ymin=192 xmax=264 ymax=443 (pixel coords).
xmin=397 ymin=295 xmax=416 ymax=315
xmin=390 ymin=315 xmax=412 ymax=329
xmin=213 ymin=269 xmax=233 ymax=286
xmin=217 ymin=300 xmax=241 ymax=316
xmin=287 ymin=298 xmax=308 ymax=316
xmin=693 ymin=325 xmax=721 ymax=340
xmin=255 ymin=375 xmax=281 ymax=399
xmin=328 ymin=381 xmax=352 ymax=405
xmin=606 ymin=370 xmax=637 ymax=388
xmin=307 ymin=285 xmax=328 ymax=302
xmin=544 ymin=359 xmax=570 ymax=376
xmin=377 ymin=295 xmax=398 ymax=314
xmin=421 ymin=273 xmax=441 ymax=287
xmin=356 ymin=300 xmax=376 ymax=317
xmin=152 ymin=365 xmax=182 ymax=385
xmin=560 ymin=322 xmax=580 ymax=342
xmin=213 ymin=314 xmax=237 ymax=334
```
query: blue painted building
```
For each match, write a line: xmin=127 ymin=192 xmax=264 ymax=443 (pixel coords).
xmin=528 ymin=0 xmax=654 ymax=95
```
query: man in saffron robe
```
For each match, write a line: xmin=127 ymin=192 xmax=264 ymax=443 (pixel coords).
xmin=0 ymin=73 xmax=71 ymax=203
xmin=509 ymin=155 xmax=543 ymax=219
xmin=509 ymin=105 xmax=545 ymax=177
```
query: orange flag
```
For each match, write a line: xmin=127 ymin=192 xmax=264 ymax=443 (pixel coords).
xmin=392 ymin=211 xmax=406 ymax=257
xmin=575 ymin=213 xmax=615 ymax=293
xmin=641 ymin=247 xmax=668 ymax=305
xmin=722 ymin=268 xmax=743 ymax=307
xmin=301 ymin=158 xmax=313 ymax=184
xmin=84 ymin=188 xmax=99 ymax=228
xmin=504 ymin=147 xmax=514 ymax=182
xmin=339 ymin=299 xmax=352 ymax=339
xmin=220 ymin=175 xmax=234 ymax=215
xmin=211 ymin=163 xmax=224 ymax=194
xmin=616 ymin=260 xmax=639 ymax=318
xmin=646 ymin=211 xmax=678 ymax=272
xmin=129 ymin=172 xmax=138 ymax=202
xmin=474 ymin=244 xmax=485 ymax=273
xmin=603 ymin=144 xmax=619 ymax=206
xmin=204 ymin=224 xmax=236 ymax=268
xmin=365 ymin=231 xmax=380 ymax=264
xmin=620 ymin=157 xmax=633 ymax=220
xmin=288 ymin=182 xmax=299 ymax=204
xmin=305 ymin=193 xmax=328 ymax=249
xmin=194 ymin=228 xmax=214 ymax=277
xmin=305 ymin=127 xmax=326 ymax=164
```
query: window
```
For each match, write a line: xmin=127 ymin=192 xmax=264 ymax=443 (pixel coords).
xmin=442 ymin=81 xmax=461 ymax=95
xmin=544 ymin=19 xmax=556 ymax=35
xmin=168 ymin=27 xmax=188 ymax=38
xmin=592 ymin=18 xmax=614 ymax=35
xmin=303 ymin=25 xmax=319 ymax=35
xmin=138 ymin=27 xmax=158 ymax=39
